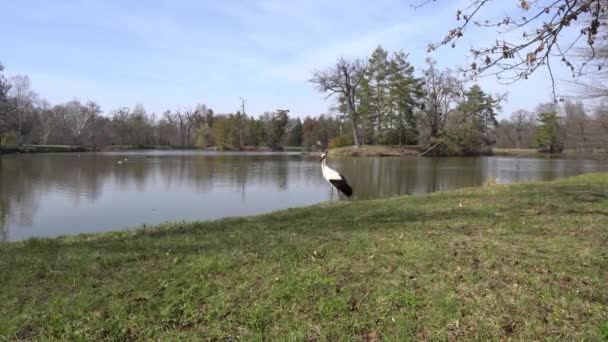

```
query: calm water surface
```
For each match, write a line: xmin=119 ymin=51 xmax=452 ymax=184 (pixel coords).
xmin=2 ymin=151 xmax=607 ymax=241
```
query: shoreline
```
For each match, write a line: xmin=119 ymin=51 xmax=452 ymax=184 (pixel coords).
xmin=328 ymin=145 xmax=423 ymax=157
xmin=0 ymin=145 xmax=304 ymax=154
xmin=0 ymin=145 xmax=93 ymax=154
xmin=2 ymin=144 xmax=606 ymax=160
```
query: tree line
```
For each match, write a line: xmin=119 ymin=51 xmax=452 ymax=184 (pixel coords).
xmin=312 ymin=47 xmax=504 ymax=155
xmin=311 ymin=46 xmax=608 ymax=155
xmin=3 ymin=49 xmax=607 ymax=154
xmin=495 ymin=101 xmax=608 ymax=152
xmin=0 ymin=62 xmax=345 ymax=151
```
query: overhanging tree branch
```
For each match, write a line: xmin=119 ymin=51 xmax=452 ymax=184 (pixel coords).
xmin=420 ymin=0 xmax=608 ymax=99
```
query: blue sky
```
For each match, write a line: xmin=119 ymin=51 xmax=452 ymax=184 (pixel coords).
xmin=2 ymin=0 xmax=572 ymax=118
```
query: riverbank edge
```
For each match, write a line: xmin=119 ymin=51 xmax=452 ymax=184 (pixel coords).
xmin=1 ymin=173 xmax=607 ymax=340
xmin=3 ymin=144 xmax=605 ymax=158
xmin=0 ymin=145 xmax=93 ymax=154
xmin=493 ymin=148 xmax=608 ymax=158
xmin=325 ymin=145 xmax=423 ymax=157
xmin=0 ymin=145 xmax=305 ymax=154
xmin=324 ymin=146 xmax=608 ymax=158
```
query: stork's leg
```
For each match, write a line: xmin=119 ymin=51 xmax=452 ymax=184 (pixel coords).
xmin=330 ymin=186 xmax=334 ymax=200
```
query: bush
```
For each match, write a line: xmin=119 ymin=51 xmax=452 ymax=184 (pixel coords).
xmin=0 ymin=131 xmax=18 ymax=145
xmin=376 ymin=130 xmax=399 ymax=145
xmin=328 ymin=135 xmax=351 ymax=149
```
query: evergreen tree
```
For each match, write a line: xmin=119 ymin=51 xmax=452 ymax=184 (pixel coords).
xmin=262 ymin=110 xmax=289 ymax=150
xmin=355 ymin=76 xmax=374 ymax=144
xmin=388 ymin=51 xmax=425 ymax=145
xmin=356 ymin=47 xmax=425 ymax=145
xmin=536 ymin=112 xmax=563 ymax=153
xmin=366 ymin=46 xmax=391 ymax=142
xmin=244 ymin=116 xmax=263 ymax=147
xmin=454 ymin=85 xmax=499 ymax=154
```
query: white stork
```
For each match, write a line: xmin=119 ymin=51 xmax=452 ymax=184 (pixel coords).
xmin=320 ymin=150 xmax=353 ymax=198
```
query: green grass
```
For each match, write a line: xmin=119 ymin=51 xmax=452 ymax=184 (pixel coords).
xmin=492 ymin=148 xmax=544 ymax=157
xmin=494 ymin=148 xmax=608 ymax=158
xmin=330 ymin=145 xmax=422 ymax=156
xmin=1 ymin=173 xmax=607 ymax=340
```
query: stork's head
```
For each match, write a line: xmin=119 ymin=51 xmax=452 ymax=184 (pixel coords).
xmin=319 ymin=150 xmax=328 ymax=162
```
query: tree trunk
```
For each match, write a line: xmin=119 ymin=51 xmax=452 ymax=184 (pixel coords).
xmin=430 ymin=124 xmax=439 ymax=142
xmin=351 ymin=121 xmax=360 ymax=146
xmin=347 ymin=100 xmax=360 ymax=147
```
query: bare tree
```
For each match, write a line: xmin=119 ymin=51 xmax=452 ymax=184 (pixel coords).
xmin=165 ymin=110 xmax=188 ymax=147
xmin=9 ymin=75 xmax=37 ymax=143
xmin=494 ymin=119 xmax=517 ymax=148
xmin=0 ymin=63 xmax=12 ymax=142
xmin=110 ymin=107 xmax=131 ymax=145
xmin=420 ymin=59 xmax=462 ymax=144
xmin=184 ymin=108 xmax=202 ymax=147
xmin=511 ymin=109 xmax=534 ymax=149
xmin=58 ymin=100 xmax=99 ymax=145
xmin=563 ymin=100 xmax=589 ymax=150
xmin=422 ymin=0 xmax=608 ymax=98
xmin=36 ymin=100 xmax=59 ymax=144
xmin=130 ymin=103 xmax=152 ymax=146
xmin=536 ymin=101 xmax=560 ymax=114
xmin=310 ymin=58 xmax=367 ymax=146
xmin=592 ymin=104 xmax=608 ymax=149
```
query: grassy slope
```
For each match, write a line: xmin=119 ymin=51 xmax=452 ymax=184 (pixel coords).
xmin=1 ymin=174 xmax=607 ymax=341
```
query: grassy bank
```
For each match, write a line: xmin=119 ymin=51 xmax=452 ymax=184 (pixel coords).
xmin=1 ymin=174 xmax=608 ymax=340
xmin=0 ymin=145 xmax=91 ymax=154
xmin=330 ymin=145 xmax=422 ymax=157
xmin=101 ymin=145 xmax=177 ymax=151
xmin=103 ymin=145 xmax=305 ymax=152
xmin=494 ymin=148 xmax=608 ymax=159
xmin=492 ymin=148 xmax=545 ymax=157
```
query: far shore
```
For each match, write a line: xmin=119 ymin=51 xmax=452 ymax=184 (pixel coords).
xmin=0 ymin=144 xmax=92 ymax=154
xmin=327 ymin=145 xmax=608 ymax=158
xmin=493 ymin=148 xmax=608 ymax=159
xmin=2 ymin=144 xmax=606 ymax=159
xmin=0 ymin=145 xmax=304 ymax=154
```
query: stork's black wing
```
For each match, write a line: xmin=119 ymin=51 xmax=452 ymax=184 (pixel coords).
xmin=330 ymin=175 xmax=353 ymax=197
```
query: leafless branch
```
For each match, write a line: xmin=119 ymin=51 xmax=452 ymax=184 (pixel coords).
xmin=424 ymin=0 xmax=608 ymax=100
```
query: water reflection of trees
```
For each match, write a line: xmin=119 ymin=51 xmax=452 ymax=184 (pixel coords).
xmin=2 ymin=153 xmax=607 ymax=241
xmin=335 ymin=156 xmax=608 ymax=200
xmin=339 ymin=157 xmax=489 ymax=199
xmin=0 ymin=153 xmax=297 ymax=240
xmin=153 ymin=154 xmax=293 ymax=191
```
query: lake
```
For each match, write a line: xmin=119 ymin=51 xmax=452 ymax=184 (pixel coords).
xmin=2 ymin=151 xmax=607 ymax=241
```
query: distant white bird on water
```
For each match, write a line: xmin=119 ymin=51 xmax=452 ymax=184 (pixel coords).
xmin=320 ymin=150 xmax=353 ymax=198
